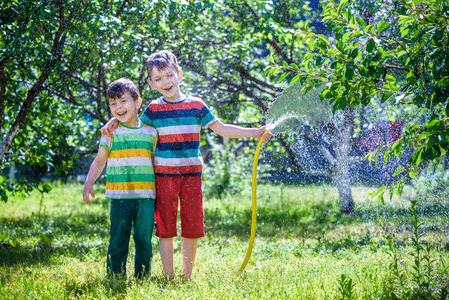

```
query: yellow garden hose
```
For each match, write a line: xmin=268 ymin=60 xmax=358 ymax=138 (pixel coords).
xmin=236 ymin=130 xmax=268 ymax=276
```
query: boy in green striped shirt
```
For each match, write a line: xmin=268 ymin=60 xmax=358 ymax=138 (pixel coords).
xmin=83 ymin=78 xmax=157 ymax=279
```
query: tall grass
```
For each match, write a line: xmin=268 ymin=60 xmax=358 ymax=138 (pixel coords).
xmin=0 ymin=182 xmax=448 ymax=299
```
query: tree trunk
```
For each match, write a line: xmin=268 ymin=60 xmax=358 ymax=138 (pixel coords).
xmin=332 ymin=107 xmax=355 ymax=214
xmin=334 ymin=167 xmax=354 ymax=214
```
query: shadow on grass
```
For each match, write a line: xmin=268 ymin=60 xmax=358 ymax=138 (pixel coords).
xmin=204 ymin=199 xmax=449 ymax=239
xmin=63 ymin=271 xmax=184 ymax=299
xmin=0 ymin=208 xmax=110 ymax=267
xmin=63 ymin=273 xmax=129 ymax=299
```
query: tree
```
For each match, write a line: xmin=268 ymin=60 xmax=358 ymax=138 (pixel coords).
xmin=0 ymin=0 xmax=171 ymax=200
xmin=1 ymin=0 xmax=320 ymax=201
xmin=267 ymin=0 xmax=449 ymax=201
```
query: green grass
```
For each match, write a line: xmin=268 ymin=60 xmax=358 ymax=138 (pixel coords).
xmin=1 ymin=182 xmax=448 ymax=299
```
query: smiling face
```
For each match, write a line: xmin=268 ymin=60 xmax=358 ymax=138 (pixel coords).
xmin=148 ymin=66 xmax=184 ymax=102
xmin=108 ymin=92 xmax=142 ymax=127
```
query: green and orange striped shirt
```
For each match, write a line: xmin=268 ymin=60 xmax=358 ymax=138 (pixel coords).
xmin=100 ymin=122 xmax=157 ymax=199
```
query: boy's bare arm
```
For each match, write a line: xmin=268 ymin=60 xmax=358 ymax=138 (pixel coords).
xmin=208 ymin=120 xmax=272 ymax=143
xmin=100 ymin=117 xmax=119 ymax=136
xmin=83 ymin=147 xmax=108 ymax=205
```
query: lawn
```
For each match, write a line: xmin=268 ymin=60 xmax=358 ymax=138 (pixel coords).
xmin=1 ymin=182 xmax=448 ymax=299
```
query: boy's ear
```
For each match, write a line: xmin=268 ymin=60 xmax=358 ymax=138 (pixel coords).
xmin=178 ymin=68 xmax=183 ymax=81
xmin=136 ymin=97 xmax=142 ymax=109
xmin=148 ymin=79 xmax=156 ymax=90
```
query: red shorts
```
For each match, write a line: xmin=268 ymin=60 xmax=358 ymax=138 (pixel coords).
xmin=155 ymin=175 xmax=205 ymax=239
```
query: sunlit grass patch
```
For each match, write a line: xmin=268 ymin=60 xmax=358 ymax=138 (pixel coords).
xmin=1 ymin=182 xmax=448 ymax=299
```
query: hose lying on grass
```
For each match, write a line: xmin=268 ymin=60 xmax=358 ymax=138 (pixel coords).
xmin=236 ymin=130 xmax=268 ymax=276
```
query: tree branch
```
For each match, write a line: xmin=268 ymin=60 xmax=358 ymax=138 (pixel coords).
xmin=301 ymin=168 xmax=332 ymax=177
xmin=138 ymin=36 xmax=167 ymax=93
xmin=303 ymin=132 xmax=337 ymax=166
xmin=0 ymin=1 xmax=67 ymax=161
xmin=115 ymin=0 xmax=129 ymax=17
xmin=44 ymin=86 xmax=107 ymax=123
xmin=242 ymin=2 xmax=294 ymax=65
xmin=275 ymin=133 xmax=302 ymax=171
xmin=0 ymin=57 xmax=8 ymax=138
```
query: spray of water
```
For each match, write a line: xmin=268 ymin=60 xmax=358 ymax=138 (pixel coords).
xmin=267 ymin=81 xmax=331 ymax=134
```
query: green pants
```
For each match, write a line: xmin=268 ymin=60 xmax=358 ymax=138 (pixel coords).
xmin=107 ymin=199 xmax=155 ymax=278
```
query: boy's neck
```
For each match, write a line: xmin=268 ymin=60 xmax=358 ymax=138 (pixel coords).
xmin=121 ymin=118 xmax=141 ymax=128
xmin=163 ymin=91 xmax=186 ymax=103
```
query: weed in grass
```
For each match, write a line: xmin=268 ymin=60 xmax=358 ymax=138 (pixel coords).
xmin=337 ymin=273 xmax=356 ymax=300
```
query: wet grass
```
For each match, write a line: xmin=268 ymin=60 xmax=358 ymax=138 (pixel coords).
xmin=0 ymin=182 xmax=448 ymax=299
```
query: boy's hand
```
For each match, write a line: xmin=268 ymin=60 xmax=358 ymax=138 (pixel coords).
xmin=83 ymin=184 xmax=95 ymax=205
xmin=259 ymin=126 xmax=273 ymax=144
xmin=101 ymin=118 xmax=119 ymax=136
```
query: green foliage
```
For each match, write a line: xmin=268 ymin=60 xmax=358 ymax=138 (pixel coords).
xmin=412 ymin=159 xmax=449 ymax=201
xmin=202 ymin=138 xmax=252 ymax=199
xmin=0 ymin=0 xmax=172 ymax=200
xmin=268 ymin=0 xmax=449 ymax=198
xmin=1 ymin=0 xmax=320 ymax=201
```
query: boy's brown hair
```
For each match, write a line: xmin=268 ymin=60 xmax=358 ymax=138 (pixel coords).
xmin=106 ymin=78 xmax=141 ymax=102
xmin=146 ymin=50 xmax=180 ymax=80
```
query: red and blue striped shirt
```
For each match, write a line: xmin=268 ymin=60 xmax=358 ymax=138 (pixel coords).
xmin=140 ymin=95 xmax=216 ymax=176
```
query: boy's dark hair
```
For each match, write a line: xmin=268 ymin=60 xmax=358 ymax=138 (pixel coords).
xmin=146 ymin=50 xmax=180 ymax=80
xmin=106 ymin=78 xmax=140 ymax=102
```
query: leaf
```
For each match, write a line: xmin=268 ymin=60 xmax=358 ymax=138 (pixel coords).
xmin=308 ymin=38 xmax=315 ymax=51
xmin=365 ymin=151 xmax=374 ymax=163
xmin=366 ymin=39 xmax=375 ymax=53
xmin=377 ymin=189 xmax=385 ymax=204
xmin=417 ymin=132 xmax=433 ymax=141
xmin=375 ymin=145 xmax=384 ymax=167
xmin=416 ymin=149 xmax=423 ymax=166
xmin=345 ymin=68 xmax=354 ymax=80
xmin=384 ymin=146 xmax=390 ymax=166
xmin=406 ymin=70 xmax=416 ymax=85
xmin=396 ymin=178 xmax=406 ymax=196
xmin=393 ymin=166 xmax=406 ymax=177
xmin=401 ymin=27 xmax=410 ymax=37
xmin=425 ymin=119 xmax=440 ymax=130
xmin=313 ymin=33 xmax=330 ymax=46
xmin=337 ymin=0 xmax=349 ymax=15
xmin=290 ymin=74 xmax=301 ymax=85
xmin=289 ymin=63 xmax=299 ymax=70
xmin=438 ymin=77 xmax=449 ymax=88
xmin=389 ymin=184 xmax=395 ymax=201
xmin=278 ymin=71 xmax=292 ymax=83
xmin=377 ymin=21 xmax=391 ymax=35
xmin=42 ymin=184 xmax=52 ymax=193
xmin=433 ymin=29 xmax=444 ymax=41
xmin=356 ymin=17 xmax=365 ymax=29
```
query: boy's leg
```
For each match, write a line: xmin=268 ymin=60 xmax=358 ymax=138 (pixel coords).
xmin=159 ymin=237 xmax=175 ymax=277
xmin=155 ymin=176 xmax=182 ymax=277
xmin=133 ymin=199 xmax=155 ymax=279
xmin=182 ymin=238 xmax=198 ymax=279
xmin=107 ymin=199 xmax=134 ymax=277
xmin=179 ymin=175 xmax=204 ymax=279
